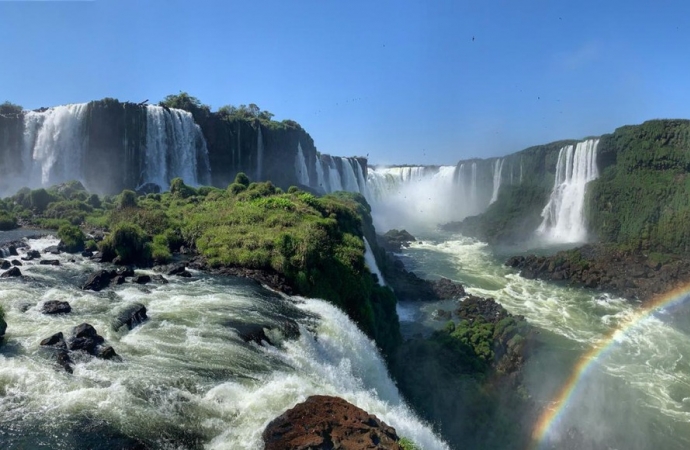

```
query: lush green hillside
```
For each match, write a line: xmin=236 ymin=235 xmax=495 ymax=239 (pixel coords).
xmin=587 ymin=119 xmax=690 ymax=254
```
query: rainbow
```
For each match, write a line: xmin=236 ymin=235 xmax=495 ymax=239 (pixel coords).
xmin=530 ymin=281 xmax=690 ymax=448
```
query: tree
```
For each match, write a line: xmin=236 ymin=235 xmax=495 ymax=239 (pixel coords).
xmin=0 ymin=101 xmax=22 ymax=115
xmin=159 ymin=92 xmax=211 ymax=122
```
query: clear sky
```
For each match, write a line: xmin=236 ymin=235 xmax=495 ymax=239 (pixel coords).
xmin=1 ymin=0 xmax=689 ymax=165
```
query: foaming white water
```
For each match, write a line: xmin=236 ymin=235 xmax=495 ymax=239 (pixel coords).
xmin=405 ymin=233 xmax=690 ymax=446
xmin=0 ymin=238 xmax=445 ymax=449
xmin=294 ymin=142 xmax=310 ymax=186
xmin=23 ymin=104 xmax=89 ymax=186
xmin=142 ymin=105 xmax=211 ymax=190
xmin=537 ymin=139 xmax=599 ymax=243
xmin=366 ymin=166 xmax=459 ymax=232
xmin=363 ymin=237 xmax=386 ymax=285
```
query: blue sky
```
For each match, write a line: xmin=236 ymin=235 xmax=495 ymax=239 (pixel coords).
xmin=1 ymin=0 xmax=689 ymax=165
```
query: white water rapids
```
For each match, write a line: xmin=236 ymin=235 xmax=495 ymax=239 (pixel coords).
xmin=398 ymin=232 xmax=690 ymax=449
xmin=0 ymin=237 xmax=448 ymax=450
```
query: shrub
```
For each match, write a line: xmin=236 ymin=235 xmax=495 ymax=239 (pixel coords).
xmin=103 ymin=223 xmax=150 ymax=264
xmin=57 ymin=224 xmax=85 ymax=253
xmin=118 ymin=190 xmax=138 ymax=209
xmin=234 ymin=172 xmax=250 ymax=187
xmin=150 ymin=234 xmax=172 ymax=263
xmin=29 ymin=188 xmax=56 ymax=213
xmin=170 ymin=177 xmax=196 ymax=199
xmin=399 ymin=438 xmax=421 ymax=450
xmin=87 ymin=194 xmax=102 ymax=209
xmin=0 ymin=211 xmax=18 ymax=231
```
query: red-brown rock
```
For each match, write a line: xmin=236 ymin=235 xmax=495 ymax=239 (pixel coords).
xmin=262 ymin=395 xmax=401 ymax=450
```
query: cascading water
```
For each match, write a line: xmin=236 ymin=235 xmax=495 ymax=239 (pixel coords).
xmin=22 ymin=104 xmax=89 ymax=187
xmin=314 ymin=156 xmax=328 ymax=192
xmin=325 ymin=156 xmax=344 ymax=192
xmin=366 ymin=166 xmax=459 ymax=232
xmin=256 ymin=126 xmax=264 ymax=181
xmin=363 ymin=237 xmax=386 ymax=285
xmin=489 ymin=158 xmax=504 ymax=204
xmin=142 ymin=105 xmax=211 ymax=190
xmin=537 ymin=139 xmax=599 ymax=243
xmin=294 ymin=142 xmax=310 ymax=186
xmin=0 ymin=237 xmax=448 ymax=450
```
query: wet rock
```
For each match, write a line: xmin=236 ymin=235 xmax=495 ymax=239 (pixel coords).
xmin=97 ymin=346 xmax=118 ymax=360
xmin=8 ymin=245 xmax=18 ymax=256
xmin=263 ymin=395 xmax=401 ymax=450
xmin=39 ymin=259 xmax=60 ymax=266
xmin=1 ymin=267 xmax=22 ymax=278
xmin=0 ymin=316 xmax=6 ymax=338
xmin=227 ymin=321 xmax=274 ymax=346
xmin=42 ymin=300 xmax=71 ymax=315
xmin=44 ymin=245 xmax=61 ymax=255
xmin=177 ymin=270 xmax=192 ymax=278
xmin=0 ymin=259 xmax=10 ymax=270
xmin=69 ymin=323 xmax=104 ymax=353
xmin=151 ymin=274 xmax=168 ymax=284
xmin=56 ymin=349 xmax=73 ymax=374
xmin=116 ymin=266 xmax=135 ymax=278
xmin=40 ymin=332 xmax=66 ymax=347
xmin=11 ymin=259 xmax=22 ymax=266
xmin=26 ymin=250 xmax=40 ymax=260
xmin=110 ymin=275 xmax=126 ymax=286
xmin=378 ymin=229 xmax=416 ymax=252
xmin=83 ymin=269 xmax=113 ymax=291
xmin=113 ymin=303 xmax=148 ymax=331
xmin=133 ymin=274 xmax=151 ymax=285
xmin=166 ymin=263 xmax=187 ymax=276
xmin=429 ymin=277 xmax=466 ymax=299
xmin=81 ymin=250 xmax=93 ymax=258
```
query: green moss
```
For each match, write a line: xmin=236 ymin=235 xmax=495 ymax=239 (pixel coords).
xmin=399 ymin=437 xmax=421 ymax=450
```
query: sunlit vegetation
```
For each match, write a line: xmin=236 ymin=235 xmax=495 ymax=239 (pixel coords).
xmin=0 ymin=175 xmax=400 ymax=358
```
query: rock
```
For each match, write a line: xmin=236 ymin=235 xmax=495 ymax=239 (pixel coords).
xmin=11 ymin=260 xmax=22 ymax=266
xmin=97 ymin=346 xmax=118 ymax=360
xmin=56 ymin=349 xmax=73 ymax=374
xmin=227 ymin=321 xmax=274 ymax=346
xmin=113 ymin=303 xmax=148 ymax=331
xmin=429 ymin=277 xmax=466 ymax=299
xmin=1 ymin=267 xmax=22 ymax=278
xmin=42 ymin=300 xmax=71 ymax=315
xmin=133 ymin=274 xmax=151 ymax=284
xmin=0 ymin=316 xmax=6 ymax=338
xmin=378 ymin=229 xmax=416 ymax=252
xmin=116 ymin=266 xmax=135 ymax=278
xmin=83 ymin=270 xmax=113 ymax=291
xmin=110 ymin=275 xmax=126 ymax=286
xmin=151 ymin=274 xmax=168 ymax=284
xmin=177 ymin=270 xmax=192 ymax=278
xmin=166 ymin=263 xmax=187 ymax=276
xmin=8 ymin=245 xmax=18 ymax=256
xmin=26 ymin=250 xmax=40 ymax=259
xmin=0 ymin=260 xmax=9 ymax=270
xmin=262 ymin=395 xmax=401 ymax=450
xmin=44 ymin=245 xmax=61 ymax=255
xmin=81 ymin=250 xmax=94 ymax=258
xmin=40 ymin=332 xmax=66 ymax=347
xmin=69 ymin=323 xmax=104 ymax=353
xmin=39 ymin=259 xmax=60 ymax=266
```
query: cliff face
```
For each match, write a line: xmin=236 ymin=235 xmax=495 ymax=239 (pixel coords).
xmin=0 ymin=99 xmax=367 ymax=197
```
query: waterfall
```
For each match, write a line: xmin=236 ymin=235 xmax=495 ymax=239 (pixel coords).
xmin=256 ymin=126 xmax=264 ymax=181
xmin=366 ymin=166 xmax=459 ymax=231
xmin=537 ymin=139 xmax=599 ymax=243
xmin=340 ymin=158 xmax=361 ymax=192
xmin=489 ymin=158 xmax=504 ymax=204
xmin=142 ymin=105 xmax=211 ymax=190
xmin=23 ymin=104 xmax=89 ymax=187
xmin=325 ymin=156 xmax=344 ymax=191
xmin=315 ymin=156 xmax=328 ymax=192
xmin=363 ymin=238 xmax=386 ymax=285
xmin=294 ymin=142 xmax=310 ymax=186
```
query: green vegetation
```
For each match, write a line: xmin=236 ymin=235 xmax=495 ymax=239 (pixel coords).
xmin=587 ymin=119 xmax=690 ymax=254
xmin=0 ymin=210 xmax=18 ymax=230
xmin=0 ymin=175 xmax=400 ymax=357
xmin=399 ymin=437 xmax=421 ymax=450
xmin=57 ymin=224 xmax=85 ymax=253
xmin=0 ymin=101 xmax=22 ymax=115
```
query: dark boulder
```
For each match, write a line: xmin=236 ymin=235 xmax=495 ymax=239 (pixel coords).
xmin=0 ymin=260 xmax=9 ymax=270
xmin=8 ymin=245 xmax=18 ymax=256
xmin=177 ymin=270 xmax=192 ymax=278
xmin=116 ymin=266 xmax=135 ymax=278
xmin=262 ymin=395 xmax=401 ymax=450
xmin=97 ymin=346 xmax=118 ymax=360
xmin=227 ymin=321 xmax=274 ymax=346
xmin=151 ymin=274 xmax=168 ymax=284
xmin=378 ymin=229 xmax=417 ymax=252
xmin=11 ymin=259 xmax=22 ymax=266
xmin=429 ymin=277 xmax=466 ymax=299
xmin=166 ymin=263 xmax=187 ymax=276
xmin=81 ymin=250 xmax=94 ymax=258
xmin=42 ymin=300 xmax=71 ymax=315
xmin=56 ymin=349 xmax=73 ymax=374
xmin=44 ymin=245 xmax=61 ymax=255
xmin=113 ymin=303 xmax=148 ymax=331
xmin=40 ymin=259 xmax=60 ymax=266
xmin=111 ymin=275 xmax=126 ymax=286
xmin=83 ymin=270 xmax=113 ymax=291
xmin=26 ymin=250 xmax=41 ymax=259
xmin=69 ymin=323 xmax=105 ymax=353
xmin=1 ymin=267 xmax=22 ymax=278
xmin=40 ymin=332 xmax=66 ymax=347
xmin=133 ymin=274 xmax=151 ymax=285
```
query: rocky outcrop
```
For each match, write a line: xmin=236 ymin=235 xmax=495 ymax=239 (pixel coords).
xmin=506 ymin=244 xmax=690 ymax=302
xmin=42 ymin=300 xmax=71 ymax=315
xmin=262 ymin=395 xmax=401 ymax=450
xmin=377 ymin=229 xmax=416 ymax=252
xmin=1 ymin=266 xmax=22 ymax=278
xmin=113 ymin=303 xmax=148 ymax=331
xmin=83 ymin=269 xmax=113 ymax=291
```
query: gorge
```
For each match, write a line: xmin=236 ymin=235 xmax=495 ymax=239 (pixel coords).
xmin=3 ymin=96 xmax=690 ymax=450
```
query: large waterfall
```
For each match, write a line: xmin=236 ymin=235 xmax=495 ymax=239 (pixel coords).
xmin=489 ymin=158 xmax=504 ymax=204
xmin=537 ymin=139 xmax=599 ymax=243
xmin=312 ymin=155 xmax=368 ymax=195
xmin=294 ymin=142 xmax=310 ymax=186
xmin=142 ymin=105 xmax=211 ymax=190
xmin=23 ymin=104 xmax=89 ymax=187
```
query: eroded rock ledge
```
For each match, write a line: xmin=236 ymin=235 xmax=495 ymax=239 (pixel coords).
xmin=506 ymin=244 xmax=690 ymax=302
xmin=262 ymin=395 xmax=401 ymax=450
